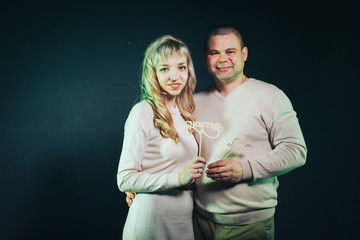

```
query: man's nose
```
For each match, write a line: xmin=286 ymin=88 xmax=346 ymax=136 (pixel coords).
xmin=218 ymin=53 xmax=228 ymax=63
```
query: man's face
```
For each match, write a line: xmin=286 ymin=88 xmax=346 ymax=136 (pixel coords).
xmin=206 ymin=33 xmax=248 ymax=83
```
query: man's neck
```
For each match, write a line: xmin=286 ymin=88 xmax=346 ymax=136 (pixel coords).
xmin=215 ymin=75 xmax=248 ymax=97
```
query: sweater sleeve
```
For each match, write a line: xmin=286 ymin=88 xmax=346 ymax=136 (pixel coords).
xmin=116 ymin=103 xmax=180 ymax=193
xmin=245 ymin=91 xmax=307 ymax=181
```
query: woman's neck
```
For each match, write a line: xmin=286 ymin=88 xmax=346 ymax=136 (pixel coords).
xmin=165 ymin=96 xmax=176 ymax=109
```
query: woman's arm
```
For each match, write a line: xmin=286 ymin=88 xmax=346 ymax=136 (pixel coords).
xmin=117 ymin=103 xmax=180 ymax=192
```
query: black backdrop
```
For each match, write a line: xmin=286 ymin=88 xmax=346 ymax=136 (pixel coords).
xmin=1 ymin=1 xmax=359 ymax=239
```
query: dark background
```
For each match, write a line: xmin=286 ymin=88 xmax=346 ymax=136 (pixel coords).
xmin=1 ymin=0 xmax=359 ymax=239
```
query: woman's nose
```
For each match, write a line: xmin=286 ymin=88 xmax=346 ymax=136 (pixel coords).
xmin=169 ymin=70 xmax=179 ymax=80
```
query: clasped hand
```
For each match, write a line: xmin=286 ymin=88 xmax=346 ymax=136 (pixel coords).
xmin=206 ymin=158 xmax=243 ymax=183
xmin=178 ymin=156 xmax=205 ymax=186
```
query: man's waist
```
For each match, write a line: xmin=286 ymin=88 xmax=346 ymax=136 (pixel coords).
xmin=195 ymin=205 xmax=275 ymax=225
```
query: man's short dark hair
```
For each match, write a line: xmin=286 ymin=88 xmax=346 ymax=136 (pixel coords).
xmin=204 ymin=25 xmax=245 ymax=52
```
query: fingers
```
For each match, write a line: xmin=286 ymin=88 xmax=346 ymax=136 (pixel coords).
xmin=191 ymin=168 xmax=204 ymax=178
xmin=125 ymin=192 xmax=136 ymax=207
xmin=192 ymin=162 xmax=205 ymax=170
xmin=206 ymin=170 xmax=232 ymax=178
xmin=193 ymin=167 xmax=204 ymax=173
xmin=207 ymin=159 xmax=228 ymax=169
xmin=195 ymin=156 xmax=206 ymax=164
xmin=206 ymin=159 xmax=243 ymax=183
xmin=209 ymin=176 xmax=232 ymax=181
xmin=206 ymin=171 xmax=235 ymax=182
xmin=189 ymin=160 xmax=205 ymax=179
xmin=125 ymin=192 xmax=136 ymax=199
xmin=206 ymin=160 xmax=229 ymax=177
xmin=206 ymin=166 xmax=229 ymax=175
xmin=179 ymin=157 xmax=207 ymax=185
xmin=126 ymin=196 xmax=133 ymax=207
xmin=189 ymin=167 xmax=203 ymax=178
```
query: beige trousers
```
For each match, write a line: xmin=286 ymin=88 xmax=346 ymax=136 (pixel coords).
xmin=193 ymin=210 xmax=275 ymax=240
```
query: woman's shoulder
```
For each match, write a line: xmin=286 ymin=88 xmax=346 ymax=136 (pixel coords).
xmin=127 ymin=101 xmax=154 ymax=123
xmin=132 ymin=101 xmax=153 ymax=114
xmin=124 ymin=101 xmax=155 ymax=134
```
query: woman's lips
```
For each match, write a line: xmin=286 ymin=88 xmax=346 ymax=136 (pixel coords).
xmin=169 ymin=83 xmax=181 ymax=89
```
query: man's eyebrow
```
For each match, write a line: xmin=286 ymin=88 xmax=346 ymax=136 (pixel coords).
xmin=208 ymin=48 xmax=237 ymax=52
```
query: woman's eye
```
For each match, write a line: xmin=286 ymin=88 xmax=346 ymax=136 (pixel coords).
xmin=179 ymin=66 xmax=187 ymax=70
xmin=159 ymin=68 xmax=168 ymax=72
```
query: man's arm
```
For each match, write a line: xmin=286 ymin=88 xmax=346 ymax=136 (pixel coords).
xmin=206 ymin=90 xmax=306 ymax=183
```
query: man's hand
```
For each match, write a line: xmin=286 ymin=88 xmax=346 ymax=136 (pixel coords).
xmin=206 ymin=159 xmax=243 ymax=183
xmin=125 ymin=192 xmax=136 ymax=207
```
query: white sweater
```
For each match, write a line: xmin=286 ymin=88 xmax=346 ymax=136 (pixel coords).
xmin=193 ymin=78 xmax=307 ymax=225
xmin=117 ymin=101 xmax=198 ymax=240
xmin=117 ymin=101 xmax=198 ymax=192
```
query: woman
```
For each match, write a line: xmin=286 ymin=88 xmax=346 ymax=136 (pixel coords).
xmin=117 ymin=35 xmax=205 ymax=240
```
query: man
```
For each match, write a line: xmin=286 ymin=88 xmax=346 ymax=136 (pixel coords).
xmin=192 ymin=25 xmax=307 ymax=240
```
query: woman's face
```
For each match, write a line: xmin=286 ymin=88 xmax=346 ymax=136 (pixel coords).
xmin=156 ymin=55 xmax=188 ymax=98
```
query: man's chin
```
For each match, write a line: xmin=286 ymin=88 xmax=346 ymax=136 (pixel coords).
xmin=216 ymin=76 xmax=234 ymax=83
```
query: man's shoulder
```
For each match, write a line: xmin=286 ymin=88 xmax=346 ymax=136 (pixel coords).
xmin=247 ymin=78 xmax=280 ymax=92
xmin=194 ymin=85 xmax=216 ymax=100
xmin=245 ymin=78 xmax=293 ymax=107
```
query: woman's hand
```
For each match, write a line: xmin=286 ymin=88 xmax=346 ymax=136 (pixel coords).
xmin=125 ymin=192 xmax=136 ymax=207
xmin=178 ymin=157 xmax=205 ymax=186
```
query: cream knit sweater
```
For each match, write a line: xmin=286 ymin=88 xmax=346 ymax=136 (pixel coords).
xmin=193 ymin=78 xmax=307 ymax=225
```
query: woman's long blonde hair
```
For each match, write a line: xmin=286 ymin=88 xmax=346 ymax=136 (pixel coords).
xmin=140 ymin=35 xmax=197 ymax=143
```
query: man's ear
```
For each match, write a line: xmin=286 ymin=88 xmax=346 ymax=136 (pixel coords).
xmin=242 ymin=47 xmax=248 ymax=61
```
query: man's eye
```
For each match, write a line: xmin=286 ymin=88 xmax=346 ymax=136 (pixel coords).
xmin=227 ymin=51 xmax=235 ymax=54
xmin=209 ymin=52 xmax=218 ymax=55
